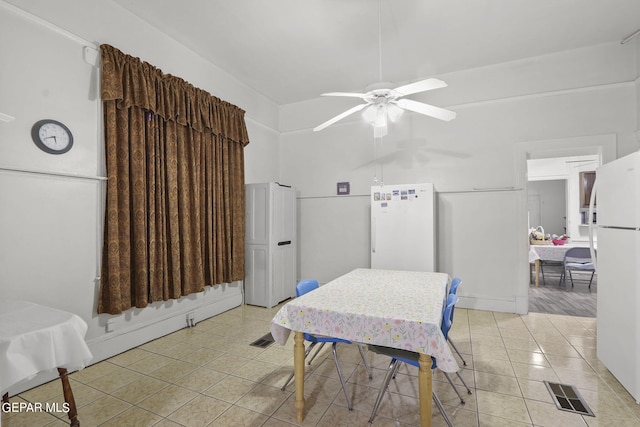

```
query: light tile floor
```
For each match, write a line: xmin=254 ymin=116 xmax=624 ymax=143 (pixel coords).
xmin=3 ymin=305 xmax=640 ymax=426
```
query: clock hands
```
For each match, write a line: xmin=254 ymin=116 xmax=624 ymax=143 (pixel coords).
xmin=32 ymin=120 xmax=73 ymax=154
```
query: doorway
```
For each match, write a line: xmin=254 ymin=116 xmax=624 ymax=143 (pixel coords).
xmin=514 ymin=134 xmax=615 ymax=316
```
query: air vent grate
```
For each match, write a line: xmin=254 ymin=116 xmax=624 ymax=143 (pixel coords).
xmin=250 ymin=333 xmax=275 ymax=348
xmin=544 ymin=381 xmax=595 ymax=417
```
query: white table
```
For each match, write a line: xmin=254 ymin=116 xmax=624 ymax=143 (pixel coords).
xmin=270 ymin=268 xmax=457 ymax=427
xmin=0 ymin=301 xmax=93 ymax=426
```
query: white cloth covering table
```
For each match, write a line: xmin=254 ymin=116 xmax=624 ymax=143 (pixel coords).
xmin=529 ymin=244 xmax=584 ymax=286
xmin=0 ymin=300 xmax=93 ymax=426
xmin=270 ymin=268 xmax=457 ymax=427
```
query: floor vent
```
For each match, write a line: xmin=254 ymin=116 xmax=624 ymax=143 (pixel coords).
xmin=250 ymin=333 xmax=275 ymax=349
xmin=544 ymin=381 xmax=595 ymax=417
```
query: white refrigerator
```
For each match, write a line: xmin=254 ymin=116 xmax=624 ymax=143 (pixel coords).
xmin=592 ymin=151 xmax=640 ymax=403
xmin=371 ymin=183 xmax=435 ymax=272
xmin=244 ymin=183 xmax=297 ymax=308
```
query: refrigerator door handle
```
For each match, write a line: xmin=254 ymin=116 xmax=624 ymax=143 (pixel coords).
xmin=588 ymin=179 xmax=598 ymax=270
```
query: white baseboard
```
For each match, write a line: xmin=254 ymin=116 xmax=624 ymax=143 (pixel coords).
xmin=6 ymin=293 xmax=242 ymax=396
xmin=457 ymin=295 xmax=524 ymax=314
xmin=88 ymin=293 xmax=243 ymax=362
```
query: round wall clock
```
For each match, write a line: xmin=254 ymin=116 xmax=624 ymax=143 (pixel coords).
xmin=31 ymin=119 xmax=73 ymax=154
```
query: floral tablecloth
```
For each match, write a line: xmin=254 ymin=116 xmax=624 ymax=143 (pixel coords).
xmin=270 ymin=268 xmax=458 ymax=373
xmin=529 ymin=244 xmax=584 ymax=263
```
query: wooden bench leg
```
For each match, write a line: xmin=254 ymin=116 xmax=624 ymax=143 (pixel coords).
xmin=57 ymin=368 xmax=79 ymax=427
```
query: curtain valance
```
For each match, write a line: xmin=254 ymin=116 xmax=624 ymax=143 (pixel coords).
xmin=100 ymin=44 xmax=249 ymax=146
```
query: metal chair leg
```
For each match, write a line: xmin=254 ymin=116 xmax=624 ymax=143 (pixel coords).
xmin=588 ymin=271 xmax=595 ymax=288
xmin=307 ymin=342 xmax=326 ymax=365
xmin=444 ymin=372 xmax=466 ymax=403
xmin=281 ymin=341 xmax=317 ymax=391
xmin=433 ymin=391 xmax=454 ymax=427
xmin=569 ymin=270 xmax=574 ymax=287
xmin=369 ymin=359 xmax=455 ymax=426
xmin=331 ymin=343 xmax=352 ymax=410
xmin=357 ymin=344 xmax=372 ymax=379
xmin=456 ymin=371 xmax=473 ymax=395
xmin=448 ymin=338 xmax=467 ymax=366
xmin=369 ymin=358 xmax=398 ymax=423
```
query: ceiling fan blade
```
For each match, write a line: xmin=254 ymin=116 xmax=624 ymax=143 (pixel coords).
xmin=396 ymin=99 xmax=456 ymax=121
xmin=321 ymin=92 xmax=368 ymax=99
xmin=313 ymin=103 xmax=369 ymax=132
xmin=393 ymin=78 xmax=447 ymax=96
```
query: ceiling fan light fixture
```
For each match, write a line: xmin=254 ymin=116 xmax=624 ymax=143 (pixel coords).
xmin=387 ymin=103 xmax=404 ymax=122
xmin=373 ymin=105 xmax=387 ymax=128
xmin=362 ymin=105 xmax=377 ymax=122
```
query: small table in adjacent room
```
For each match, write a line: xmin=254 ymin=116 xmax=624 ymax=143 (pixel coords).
xmin=0 ymin=300 xmax=93 ymax=427
xmin=529 ymin=243 xmax=582 ymax=286
xmin=270 ymin=268 xmax=458 ymax=427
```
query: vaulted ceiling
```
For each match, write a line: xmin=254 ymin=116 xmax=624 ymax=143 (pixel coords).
xmin=113 ymin=0 xmax=640 ymax=105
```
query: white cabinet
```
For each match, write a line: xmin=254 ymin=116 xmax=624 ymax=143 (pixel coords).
xmin=244 ymin=183 xmax=297 ymax=308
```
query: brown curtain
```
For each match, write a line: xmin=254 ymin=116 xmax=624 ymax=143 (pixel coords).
xmin=98 ymin=44 xmax=249 ymax=315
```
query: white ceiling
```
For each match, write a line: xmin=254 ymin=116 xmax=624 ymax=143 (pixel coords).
xmin=112 ymin=0 xmax=640 ymax=105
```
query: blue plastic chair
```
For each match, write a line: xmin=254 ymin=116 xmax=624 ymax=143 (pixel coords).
xmin=447 ymin=277 xmax=467 ymax=366
xmin=280 ymin=279 xmax=371 ymax=410
xmin=368 ymin=294 xmax=472 ymax=425
xmin=449 ymin=277 xmax=462 ymax=296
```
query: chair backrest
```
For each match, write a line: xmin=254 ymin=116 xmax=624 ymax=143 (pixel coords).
xmin=564 ymin=247 xmax=593 ymax=264
xmin=296 ymin=279 xmax=319 ymax=297
xmin=448 ymin=278 xmax=463 ymax=325
xmin=449 ymin=277 xmax=462 ymax=296
xmin=441 ymin=293 xmax=459 ymax=340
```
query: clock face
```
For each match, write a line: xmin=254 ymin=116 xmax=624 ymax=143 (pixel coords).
xmin=31 ymin=120 xmax=73 ymax=154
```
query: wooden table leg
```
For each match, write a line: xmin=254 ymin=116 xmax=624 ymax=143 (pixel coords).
xmin=293 ymin=331 xmax=306 ymax=423
xmin=535 ymin=259 xmax=540 ymax=287
xmin=57 ymin=368 xmax=79 ymax=427
xmin=418 ymin=353 xmax=433 ymax=427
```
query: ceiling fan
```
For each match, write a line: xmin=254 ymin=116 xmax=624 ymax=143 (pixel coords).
xmin=313 ymin=1 xmax=456 ymax=138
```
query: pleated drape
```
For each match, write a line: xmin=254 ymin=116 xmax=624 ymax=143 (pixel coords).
xmin=98 ymin=44 xmax=248 ymax=315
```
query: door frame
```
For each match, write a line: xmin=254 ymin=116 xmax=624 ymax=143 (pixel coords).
xmin=512 ymin=134 xmax=616 ymax=314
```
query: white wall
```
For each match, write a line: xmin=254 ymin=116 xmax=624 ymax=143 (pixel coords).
xmin=635 ymin=38 xmax=640 ymax=143
xmin=0 ymin=0 xmax=279 ymax=393
xmin=280 ymin=41 xmax=637 ymax=314
xmin=527 ymin=180 xmax=566 ymax=236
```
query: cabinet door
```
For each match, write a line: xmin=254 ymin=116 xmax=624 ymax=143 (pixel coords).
xmin=244 ymin=245 xmax=269 ymax=306
xmin=270 ymin=184 xmax=297 ymax=305
xmin=271 ymin=244 xmax=296 ymax=306
xmin=246 ymin=184 xmax=270 ymax=245
xmin=272 ymin=185 xmax=296 ymax=243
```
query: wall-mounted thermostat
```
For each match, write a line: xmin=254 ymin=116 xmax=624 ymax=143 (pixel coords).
xmin=337 ymin=182 xmax=350 ymax=195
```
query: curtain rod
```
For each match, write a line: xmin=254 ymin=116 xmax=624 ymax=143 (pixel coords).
xmin=0 ymin=166 xmax=107 ymax=181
